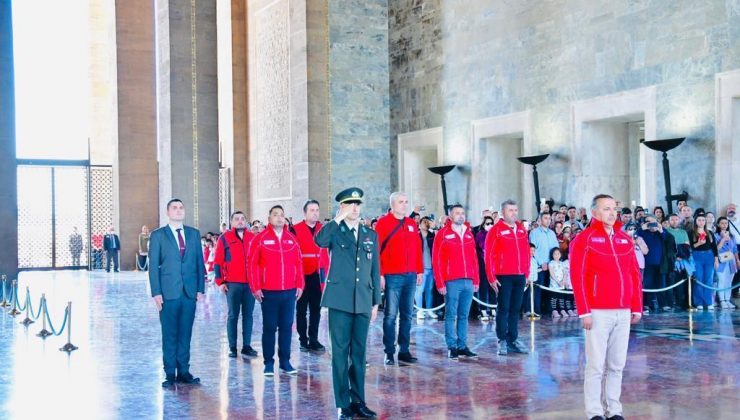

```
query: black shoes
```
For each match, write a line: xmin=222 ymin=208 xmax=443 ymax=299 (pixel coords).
xmin=448 ymin=348 xmax=459 ymax=360
xmin=507 ymin=340 xmax=529 ymax=354
xmin=241 ymin=346 xmax=258 ymax=357
xmin=350 ymin=402 xmax=377 ymax=419
xmin=161 ymin=374 xmax=176 ymax=389
xmin=228 ymin=347 xmax=237 ymax=358
xmin=497 ymin=340 xmax=508 ymax=356
xmin=300 ymin=342 xmax=311 ymax=352
xmin=458 ymin=347 xmax=478 ymax=358
xmin=397 ymin=352 xmax=417 ymax=365
xmin=308 ymin=341 xmax=326 ymax=352
xmin=176 ymin=372 xmax=201 ymax=385
xmin=384 ymin=353 xmax=395 ymax=366
xmin=607 ymin=416 xmax=625 ymax=420
xmin=589 ymin=417 xmax=605 ymax=420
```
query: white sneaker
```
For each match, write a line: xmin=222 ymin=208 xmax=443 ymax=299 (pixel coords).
xmin=551 ymin=310 xmax=561 ymax=318
xmin=480 ymin=311 xmax=489 ymax=321
xmin=728 ymin=301 xmax=737 ymax=309
xmin=707 ymin=305 xmax=715 ymax=311
xmin=560 ymin=310 xmax=569 ymax=318
xmin=428 ymin=311 xmax=439 ymax=319
xmin=416 ymin=311 xmax=425 ymax=319
xmin=567 ymin=310 xmax=577 ymax=317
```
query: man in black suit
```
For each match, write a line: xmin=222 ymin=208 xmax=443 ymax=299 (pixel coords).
xmin=148 ymin=199 xmax=206 ymax=388
xmin=103 ymin=226 xmax=121 ymax=272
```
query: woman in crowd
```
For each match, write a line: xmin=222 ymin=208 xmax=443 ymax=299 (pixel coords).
xmin=690 ymin=212 xmax=719 ymax=310
xmin=137 ymin=225 xmax=150 ymax=271
xmin=625 ymin=222 xmax=649 ymax=280
xmin=706 ymin=212 xmax=717 ymax=232
xmin=653 ymin=206 xmax=666 ymax=223
xmin=714 ymin=217 xmax=738 ymax=309
xmin=475 ymin=216 xmax=496 ymax=320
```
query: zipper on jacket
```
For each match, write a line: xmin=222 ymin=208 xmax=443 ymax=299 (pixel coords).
xmin=593 ymin=274 xmax=598 ymax=297
xmin=460 ymin=229 xmax=468 ymax=278
xmin=513 ymin=225 xmax=522 ymax=274
xmin=607 ymin=234 xmax=625 ymax=306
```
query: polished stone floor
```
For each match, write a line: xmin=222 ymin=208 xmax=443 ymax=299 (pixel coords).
xmin=1 ymin=270 xmax=738 ymax=419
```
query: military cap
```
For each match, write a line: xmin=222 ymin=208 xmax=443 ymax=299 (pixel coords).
xmin=335 ymin=187 xmax=364 ymax=204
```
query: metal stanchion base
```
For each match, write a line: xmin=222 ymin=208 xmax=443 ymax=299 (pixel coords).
xmin=20 ymin=318 xmax=34 ymax=326
xmin=59 ymin=343 xmax=78 ymax=352
xmin=687 ymin=306 xmax=698 ymax=312
xmin=8 ymin=308 xmax=21 ymax=316
xmin=37 ymin=329 xmax=53 ymax=338
xmin=0 ymin=300 xmax=10 ymax=308
xmin=526 ymin=313 xmax=541 ymax=321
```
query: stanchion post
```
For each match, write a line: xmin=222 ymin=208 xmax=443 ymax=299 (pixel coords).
xmin=0 ymin=274 xmax=9 ymax=308
xmin=36 ymin=294 xmax=52 ymax=338
xmin=8 ymin=280 xmax=21 ymax=316
xmin=530 ymin=315 xmax=536 ymax=352
xmin=59 ymin=302 xmax=78 ymax=352
xmin=526 ymin=283 xmax=540 ymax=321
xmin=20 ymin=287 xmax=34 ymax=326
xmin=687 ymin=276 xmax=697 ymax=312
xmin=688 ymin=311 xmax=694 ymax=344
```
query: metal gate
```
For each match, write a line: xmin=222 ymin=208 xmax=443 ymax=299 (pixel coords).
xmin=17 ymin=160 xmax=113 ymax=270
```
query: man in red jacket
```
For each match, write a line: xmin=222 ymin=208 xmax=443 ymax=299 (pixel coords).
xmin=433 ymin=204 xmax=480 ymax=360
xmin=291 ymin=199 xmax=329 ymax=352
xmin=569 ymin=194 xmax=642 ymax=420
xmin=375 ymin=191 xmax=423 ymax=366
xmin=213 ymin=211 xmax=258 ymax=359
xmin=248 ymin=205 xmax=304 ymax=377
xmin=485 ymin=199 xmax=531 ymax=356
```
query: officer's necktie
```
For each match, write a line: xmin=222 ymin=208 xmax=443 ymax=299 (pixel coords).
xmin=350 ymin=228 xmax=357 ymax=244
xmin=176 ymin=228 xmax=186 ymax=257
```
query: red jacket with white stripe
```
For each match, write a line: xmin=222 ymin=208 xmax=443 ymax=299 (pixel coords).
xmin=213 ymin=228 xmax=255 ymax=285
xmin=292 ymin=221 xmax=329 ymax=275
xmin=432 ymin=221 xmax=480 ymax=290
xmin=484 ymin=219 xmax=531 ymax=280
xmin=248 ymin=225 xmax=305 ymax=293
xmin=375 ymin=212 xmax=423 ymax=275
xmin=568 ymin=218 xmax=643 ymax=317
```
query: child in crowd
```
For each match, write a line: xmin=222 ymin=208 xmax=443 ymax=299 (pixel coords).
xmin=548 ymin=247 xmax=577 ymax=318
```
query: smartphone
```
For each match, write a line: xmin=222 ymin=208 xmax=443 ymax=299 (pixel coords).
xmin=647 ymin=222 xmax=659 ymax=229
xmin=699 ymin=232 xmax=707 ymax=242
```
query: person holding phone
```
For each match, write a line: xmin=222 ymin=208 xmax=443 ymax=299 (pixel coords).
xmin=714 ymin=217 xmax=738 ymax=309
xmin=690 ymin=211 xmax=719 ymax=310
xmin=637 ymin=214 xmax=672 ymax=313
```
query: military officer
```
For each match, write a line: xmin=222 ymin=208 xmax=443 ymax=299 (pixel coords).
xmin=315 ymin=187 xmax=381 ymax=420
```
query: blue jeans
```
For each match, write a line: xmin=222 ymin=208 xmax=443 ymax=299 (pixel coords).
xmin=692 ymin=250 xmax=715 ymax=307
xmin=261 ymin=289 xmax=296 ymax=368
xmin=444 ymin=279 xmax=474 ymax=349
xmin=414 ymin=268 xmax=434 ymax=309
xmin=383 ymin=273 xmax=417 ymax=354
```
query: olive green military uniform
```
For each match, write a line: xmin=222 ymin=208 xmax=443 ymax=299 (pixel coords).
xmin=315 ymin=202 xmax=381 ymax=410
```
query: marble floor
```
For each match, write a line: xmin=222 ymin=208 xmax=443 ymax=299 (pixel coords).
xmin=0 ymin=270 xmax=738 ymax=420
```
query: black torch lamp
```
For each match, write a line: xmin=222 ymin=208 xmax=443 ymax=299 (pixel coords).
xmin=641 ymin=138 xmax=688 ymax=215
xmin=428 ymin=165 xmax=457 ymax=215
xmin=517 ymin=154 xmax=550 ymax=214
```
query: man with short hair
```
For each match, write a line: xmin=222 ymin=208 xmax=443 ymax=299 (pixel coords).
xmin=637 ymin=214 xmax=672 ymax=313
xmin=666 ymin=213 xmax=691 ymax=309
xmin=213 ymin=211 xmax=258 ymax=359
xmin=292 ymin=200 xmax=330 ymax=352
xmin=528 ymin=212 xmax=559 ymax=316
xmin=570 ymin=194 xmax=642 ymax=420
xmin=103 ymin=226 xmax=121 ymax=272
xmin=249 ymin=205 xmax=304 ymax=377
xmin=620 ymin=208 xmax=632 ymax=225
xmin=433 ymin=204 xmax=480 ymax=360
xmin=149 ymin=199 xmax=206 ymax=388
xmin=485 ymin=199 xmax=531 ymax=356
xmin=679 ymin=205 xmax=693 ymax=230
xmin=376 ymin=192 xmax=423 ymax=366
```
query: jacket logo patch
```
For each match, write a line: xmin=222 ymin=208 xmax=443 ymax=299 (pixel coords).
xmin=263 ymin=240 xmax=275 ymax=245
xmin=445 ymin=234 xmax=456 ymax=239
xmin=407 ymin=226 xmax=415 ymax=232
xmin=591 ymin=237 xmax=605 ymax=243
xmin=286 ymin=240 xmax=294 ymax=244
xmin=617 ymin=239 xmax=628 ymax=244
xmin=501 ymin=230 xmax=511 ymax=235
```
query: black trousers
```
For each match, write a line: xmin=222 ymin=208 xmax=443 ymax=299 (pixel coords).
xmin=159 ymin=295 xmax=196 ymax=377
xmin=106 ymin=250 xmax=119 ymax=271
xmin=495 ymin=274 xmax=525 ymax=343
xmin=226 ymin=283 xmax=255 ymax=349
xmin=296 ymin=271 xmax=322 ymax=346
xmin=328 ymin=309 xmax=370 ymax=409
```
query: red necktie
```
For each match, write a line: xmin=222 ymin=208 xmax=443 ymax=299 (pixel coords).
xmin=176 ymin=228 xmax=186 ymax=257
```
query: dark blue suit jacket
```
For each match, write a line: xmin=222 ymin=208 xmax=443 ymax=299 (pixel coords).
xmin=148 ymin=225 xmax=205 ymax=300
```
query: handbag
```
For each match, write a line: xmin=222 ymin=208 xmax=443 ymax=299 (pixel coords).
xmin=719 ymin=251 xmax=734 ymax=263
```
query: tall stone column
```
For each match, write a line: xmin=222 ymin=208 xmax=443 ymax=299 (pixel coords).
xmin=115 ymin=0 xmax=160 ymax=270
xmin=157 ymin=0 xmax=220 ymax=231
xmin=0 ymin=0 xmax=18 ymax=279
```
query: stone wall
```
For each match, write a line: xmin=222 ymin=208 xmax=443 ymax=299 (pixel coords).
xmin=390 ymin=0 xmax=740 ymax=213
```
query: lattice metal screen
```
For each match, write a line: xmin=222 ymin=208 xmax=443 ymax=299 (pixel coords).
xmin=90 ymin=166 xmax=113 ymax=270
xmin=17 ymin=164 xmax=113 ymax=270
xmin=219 ymin=167 xmax=231 ymax=228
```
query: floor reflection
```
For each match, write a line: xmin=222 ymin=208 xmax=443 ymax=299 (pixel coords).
xmin=1 ymin=270 xmax=738 ymax=419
